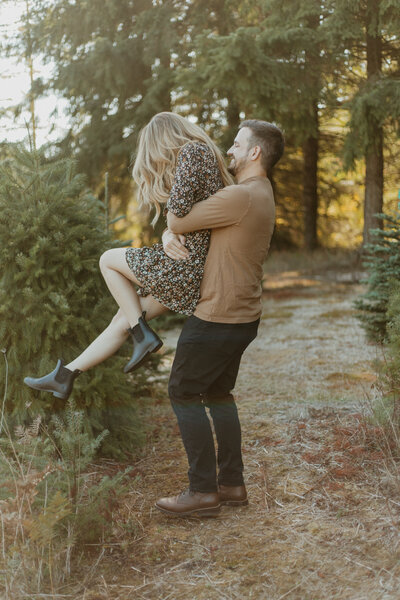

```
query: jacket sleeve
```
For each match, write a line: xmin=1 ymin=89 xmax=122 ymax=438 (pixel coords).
xmin=167 ymin=186 xmax=250 ymax=234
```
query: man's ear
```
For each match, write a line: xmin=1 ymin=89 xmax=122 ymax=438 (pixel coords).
xmin=250 ymin=145 xmax=262 ymax=161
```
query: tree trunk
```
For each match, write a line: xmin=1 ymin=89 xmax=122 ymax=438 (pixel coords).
xmin=363 ymin=0 xmax=383 ymax=246
xmin=222 ymin=101 xmax=240 ymax=151
xmin=363 ymin=128 xmax=383 ymax=244
xmin=226 ymin=101 xmax=240 ymax=131
xmin=159 ymin=54 xmax=172 ymax=113
xmin=302 ymin=102 xmax=319 ymax=250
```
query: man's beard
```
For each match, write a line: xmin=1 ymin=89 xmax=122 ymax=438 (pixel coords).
xmin=228 ymin=155 xmax=247 ymax=176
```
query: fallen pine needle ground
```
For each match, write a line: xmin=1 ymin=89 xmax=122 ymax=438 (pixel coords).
xmin=73 ymin=271 xmax=400 ymax=600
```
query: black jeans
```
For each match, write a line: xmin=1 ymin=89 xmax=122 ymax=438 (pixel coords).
xmin=168 ymin=315 xmax=259 ymax=493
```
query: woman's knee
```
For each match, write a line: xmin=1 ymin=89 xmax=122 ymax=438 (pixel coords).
xmin=99 ymin=249 xmax=113 ymax=272
xmin=99 ymin=248 xmax=132 ymax=280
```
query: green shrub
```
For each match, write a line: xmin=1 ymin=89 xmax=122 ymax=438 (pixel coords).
xmin=387 ymin=282 xmax=400 ymax=363
xmin=354 ymin=213 xmax=400 ymax=343
xmin=0 ymin=145 xmax=158 ymax=456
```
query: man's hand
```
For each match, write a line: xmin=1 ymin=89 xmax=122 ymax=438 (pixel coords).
xmin=162 ymin=229 xmax=189 ymax=260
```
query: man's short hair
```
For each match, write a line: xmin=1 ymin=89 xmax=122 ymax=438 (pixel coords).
xmin=240 ymin=119 xmax=285 ymax=171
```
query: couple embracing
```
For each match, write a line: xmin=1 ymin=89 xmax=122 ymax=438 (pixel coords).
xmin=24 ymin=113 xmax=284 ymax=517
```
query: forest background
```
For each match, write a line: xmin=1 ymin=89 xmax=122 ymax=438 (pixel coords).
xmin=2 ymin=0 xmax=400 ymax=251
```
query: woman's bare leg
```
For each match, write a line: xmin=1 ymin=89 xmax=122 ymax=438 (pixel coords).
xmin=65 ymin=295 xmax=168 ymax=372
xmin=99 ymin=248 xmax=148 ymax=327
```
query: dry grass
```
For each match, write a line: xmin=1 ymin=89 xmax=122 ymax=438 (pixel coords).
xmin=53 ymin=273 xmax=400 ymax=599
xmin=318 ymin=309 xmax=358 ymax=320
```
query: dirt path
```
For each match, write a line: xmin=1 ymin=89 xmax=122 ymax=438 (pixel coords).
xmin=86 ymin=277 xmax=400 ymax=600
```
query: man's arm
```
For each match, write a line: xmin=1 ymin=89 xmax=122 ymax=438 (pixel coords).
xmin=166 ymin=186 xmax=250 ymax=234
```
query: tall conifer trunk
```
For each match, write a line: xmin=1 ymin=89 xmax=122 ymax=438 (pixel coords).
xmin=363 ymin=0 xmax=383 ymax=245
xmin=226 ymin=101 xmax=240 ymax=131
xmin=303 ymin=102 xmax=319 ymax=250
xmin=216 ymin=1 xmax=241 ymax=150
xmin=223 ymin=100 xmax=240 ymax=149
xmin=302 ymin=7 xmax=320 ymax=251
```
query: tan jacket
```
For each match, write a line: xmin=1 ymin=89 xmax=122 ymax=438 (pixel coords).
xmin=167 ymin=176 xmax=275 ymax=323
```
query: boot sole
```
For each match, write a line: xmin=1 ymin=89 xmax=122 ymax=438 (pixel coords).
xmin=124 ymin=340 xmax=163 ymax=374
xmin=53 ymin=391 xmax=70 ymax=400
xmin=220 ymin=499 xmax=249 ymax=506
xmin=155 ymin=503 xmax=221 ymax=518
xmin=24 ymin=380 xmax=69 ymax=400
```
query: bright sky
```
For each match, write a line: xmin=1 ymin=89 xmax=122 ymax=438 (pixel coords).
xmin=0 ymin=0 xmax=69 ymax=146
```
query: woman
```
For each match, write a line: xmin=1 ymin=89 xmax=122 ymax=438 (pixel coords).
xmin=24 ymin=112 xmax=233 ymax=400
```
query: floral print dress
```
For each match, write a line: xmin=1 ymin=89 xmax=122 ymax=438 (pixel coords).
xmin=125 ymin=142 xmax=224 ymax=315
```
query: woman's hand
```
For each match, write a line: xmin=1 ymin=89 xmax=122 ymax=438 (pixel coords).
xmin=162 ymin=229 xmax=189 ymax=260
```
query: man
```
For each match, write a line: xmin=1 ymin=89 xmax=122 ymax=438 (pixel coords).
xmin=156 ymin=120 xmax=284 ymax=517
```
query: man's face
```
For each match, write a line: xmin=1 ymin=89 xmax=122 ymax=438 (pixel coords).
xmin=227 ymin=127 xmax=253 ymax=176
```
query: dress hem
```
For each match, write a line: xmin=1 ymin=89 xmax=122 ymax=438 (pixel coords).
xmin=125 ymin=248 xmax=195 ymax=316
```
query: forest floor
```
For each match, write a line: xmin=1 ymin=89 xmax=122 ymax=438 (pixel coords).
xmin=81 ymin=253 xmax=400 ymax=600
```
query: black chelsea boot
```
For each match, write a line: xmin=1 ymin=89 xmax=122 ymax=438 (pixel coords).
xmin=124 ymin=312 xmax=163 ymax=373
xmin=24 ymin=359 xmax=81 ymax=400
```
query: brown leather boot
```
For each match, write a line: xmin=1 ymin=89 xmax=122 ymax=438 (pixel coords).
xmin=155 ymin=489 xmax=221 ymax=517
xmin=218 ymin=484 xmax=248 ymax=506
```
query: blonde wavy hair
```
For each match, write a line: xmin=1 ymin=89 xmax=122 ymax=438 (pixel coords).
xmin=132 ymin=112 xmax=233 ymax=225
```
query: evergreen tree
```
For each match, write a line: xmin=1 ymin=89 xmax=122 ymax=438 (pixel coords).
xmin=260 ymin=0 xmax=327 ymax=250
xmin=14 ymin=0 xmax=181 ymax=206
xmin=174 ymin=0 xmax=246 ymax=149
xmin=174 ymin=3 xmax=296 ymax=238
xmin=0 ymin=145 xmax=154 ymax=457
xmin=354 ymin=213 xmax=400 ymax=342
xmin=326 ymin=0 xmax=400 ymax=245
xmin=8 ymin=0 xmax=398 ymax=251
xmin=181 ymin=0 xmax=343 ymax=249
